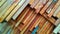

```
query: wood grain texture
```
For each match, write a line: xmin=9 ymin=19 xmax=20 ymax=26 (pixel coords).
xmin=20 ymin=11 xmax=37 ymax=34
xmin=40 ymin=0 xmax=53 ymax=14
xmin=29 ymin=0 xmax=35 ymax=5
xmin=37 ymin=17 xmax=47 ymax=33
xmin=29 ymin=14 xmax=41 ymax=31
xmin=41 ymin=12 xmax=56 ymax=25
xmin=30 ymin=0 xmax=40 ymax=8
xmin=6 ymin=0 xmax=26 ymax=21
xmin=48 ymin=0 xmax=60 ymax=17
xmin=18 ymin=9 xmax=34 ymax=31
xmin=0 ymin=0 xmax=20 ymax=22
xmin=24 ymin=14 xmax=40 ymax=34
xmin=15 ymin=6 xmax=30 ymax=27
xmin=46 ymin=0 xmax=56 ymax=14
xmin=38 ymin=21 xmax=52 ymax=34
xmin=35 ymin=0 xmax=49 ymax=13
xmin=47 ymin=25 xmax=54 ymax=34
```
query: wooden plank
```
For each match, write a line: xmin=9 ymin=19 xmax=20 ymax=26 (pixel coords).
xmin=13 ymin=28 xmax=20 ymax=34
xmin=36 ymin=0 xmax=49 ymax=13
xmin=38 ymin=21 xmax=52 ymax=34
xmin=15 ymin=6 xmax=30 ymax=27
xmin=0 ymin=0 xmax=14 ymax=17
xmin=34 ymin=0 xmax=43 ymax=13
xmin=29 ymin=0 xmax=35 ymax=5
xmin=0 ymin=0 xmax=20 ymax=22
xmin=14 ymin=6 xmax=29 ymax=22
xmin=22 ymin=9 xmax=33 ymax=24
xmin=6 ymin=0 xmax=26 ymax=21
xmin=54 ymin=18 xmax=60 ymax=26
xmin=53 ymin=5 xmax=60 ymax=17
xmin=56 ymin=11 xmax=60 ymax=18
xmin=47 ymin=25 xmax=54 ymax=34
xmin=20 ymin=12 xmax=37 ymax=34
xmin=37 ymin=17 xmax=47 ymax=33
xmin=48 ymin=0 xmax=60 ymax=17
xmin=46 ymin=0 xmax=56 ymax=14
xmin=42 ymin=13 xmax=56 ymax=25
xmin=29 ymin=14 xmax=41 ymax=31
xmin=40 ymin=0 xmax=53 ymax=14
xmin=24 ymin=14 xmax=40 ymax=34
xmin=18 ymin=9 xmax=34 ymax=31
xmin=30 ymin=0 xmax=40 ymax=8
xmin=12 ymin=0 xmax=30 ymax=20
